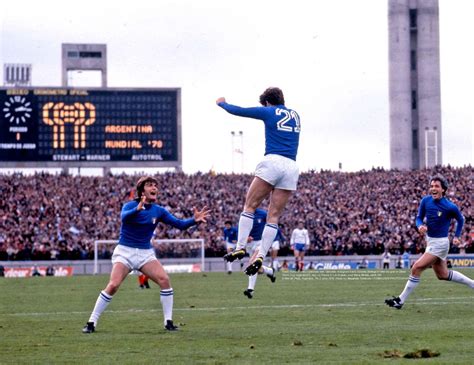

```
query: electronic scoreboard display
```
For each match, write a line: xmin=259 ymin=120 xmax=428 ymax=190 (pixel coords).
xmin=0 ymin=87 xmax=181 ymax=166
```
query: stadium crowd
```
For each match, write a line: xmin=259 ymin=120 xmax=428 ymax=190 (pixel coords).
xmin=0 ymin=165 xmax=472 ymax=261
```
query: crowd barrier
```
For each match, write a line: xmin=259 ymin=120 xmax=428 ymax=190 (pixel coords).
xmin=2 ymin=254 xmax=474 ymax=277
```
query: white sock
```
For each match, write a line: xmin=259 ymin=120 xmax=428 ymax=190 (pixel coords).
xmin=160 ymin=288 xmax=174 ymax=324
xmin=448 ymin=270 xmax=474 ymax=289
xmin=399 ymin=275 xmax=420 ymax=303
xmin=236 ymin=212 xmax=254 ymax=250
xmin=227 ymin=261 xmax=233 ymax=272
xmin=272 ymin=259 xmax=279 ymax=271
xmin=262 ymin=265 xmax=273 ymax=276
xmin=88 ymin=290 xmax=113 ymax=326
xmin=248 ymin=274 xmax=257 ymax=290
xmin=257 ymin=224 xmax=279 ymax=259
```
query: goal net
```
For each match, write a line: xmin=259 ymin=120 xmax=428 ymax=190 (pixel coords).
xmin=93 ymin=239 xmax=205 ymax=275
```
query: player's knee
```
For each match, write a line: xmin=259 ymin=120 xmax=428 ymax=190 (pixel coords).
xmin=157 ymin=274 xmax=170 ymax=289
xmin=410 ymin=264 xmax=424 ymax=276
xmin=243 ymin=202 xmax=258 ymax=212
xmin=105 ymin=281 xmax=121 ymax=295
xmin=435 ymin=271 xmax=449 ymax=280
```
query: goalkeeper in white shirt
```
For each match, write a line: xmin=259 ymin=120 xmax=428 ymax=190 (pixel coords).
xmin=290 ymin=221 xmax=310 ymax=271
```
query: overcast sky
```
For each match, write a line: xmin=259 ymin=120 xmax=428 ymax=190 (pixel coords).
xmin=1 ymin=0 xmax=472 ymax=174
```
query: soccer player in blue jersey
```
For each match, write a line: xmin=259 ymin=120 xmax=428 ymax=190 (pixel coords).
xmin=243 ymin=208 xmax=277 ymax=299
xmin=82 ymin=176 xmax=210 ymax=333
xmin=223 ymin=220 xmax=238 ymax=274
xmin=385 ymin=175 xmax=473 ymax=309
xmin=216 ymin=87 xmax=300 ymax=276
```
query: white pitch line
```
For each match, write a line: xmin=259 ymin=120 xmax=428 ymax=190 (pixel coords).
xmin=2 ymin=296 xmax=473 ymax=317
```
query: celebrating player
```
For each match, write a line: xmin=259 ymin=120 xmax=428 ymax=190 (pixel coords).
xmin=216 ymin=87 xmax=301 ymax=276
xmin=385 ymin=174 xmax=473 ymax=309
xmin=82 ymin=176 xmax=210 ymax=333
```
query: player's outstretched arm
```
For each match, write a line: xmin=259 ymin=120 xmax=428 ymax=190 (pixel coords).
xmin=216 ymin=97 xmax=268 ymax=119
xmin=193 ymin=206 xmax=211 ymax=223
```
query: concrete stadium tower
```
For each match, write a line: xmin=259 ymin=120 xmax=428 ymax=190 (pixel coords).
xmin=388 ymin=0 xmax=442 ymax=169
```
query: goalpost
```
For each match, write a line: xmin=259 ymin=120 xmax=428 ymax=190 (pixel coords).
xmin=93 ymin=239 xmax=205 ymax=275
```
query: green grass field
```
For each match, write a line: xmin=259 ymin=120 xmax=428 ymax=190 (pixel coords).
xmin=1 ymin=269 xmax=474 ymax=364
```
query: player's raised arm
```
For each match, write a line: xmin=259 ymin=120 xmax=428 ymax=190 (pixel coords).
xmin=216 ymin=97 xmax=270 ymax=120
xmin=137 ymin=194 xmax=147 ymax=211
xmin=121 ymin=200 xmax=141 ymax=221
xmin=193 ymin=206 xmax=211 ymax=223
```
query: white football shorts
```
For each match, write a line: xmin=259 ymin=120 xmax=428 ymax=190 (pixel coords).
xmin=271 ymin=240 xmax=280 ymax=251
xmin=254 ymin=154 xmax=299 ymax=191
xmin=246 ymin=240 xmax=260 ymax=257
xmin=112 ymin=244 xmax=158 ymax=271
xmin=425 ymin=236 xmax=449 ymax=260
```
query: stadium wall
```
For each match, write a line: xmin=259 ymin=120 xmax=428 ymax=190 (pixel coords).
xmin=2 ymin=255 xmax=474 ymax=276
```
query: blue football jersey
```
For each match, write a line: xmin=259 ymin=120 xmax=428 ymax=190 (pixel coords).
xmin=249 ymin=208 xmax=268 ymax=241
xmin=415 ymin=196 xmax=464 ymax=238
xmin=218 ymin=102 xmax=300 ymax=161
xmin=223 ymin=226 xmax=238 ymax=243
xmin=119 ymin=200 xmax=196 ymax=249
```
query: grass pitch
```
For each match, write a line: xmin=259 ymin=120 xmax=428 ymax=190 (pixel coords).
xmin=1 ymin=269 xmax=474 ymax=364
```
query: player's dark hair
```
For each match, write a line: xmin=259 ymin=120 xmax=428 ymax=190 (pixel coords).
xmin=224 ymin=220 xmax=232 ymax=225
xmin=430 ymin=174 xmax=448 ymax=195
xmin=259 ymin=87 xmax=285 ymax=106
xmin=136 ymin=176 xmax=158 ymax=199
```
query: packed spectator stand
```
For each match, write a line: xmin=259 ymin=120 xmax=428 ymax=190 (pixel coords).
xmin=0 ymin=166 xmax=471 ymax=261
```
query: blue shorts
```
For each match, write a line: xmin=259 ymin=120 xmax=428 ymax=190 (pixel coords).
xmin=294 ymin=243 xmax=306 ymax=252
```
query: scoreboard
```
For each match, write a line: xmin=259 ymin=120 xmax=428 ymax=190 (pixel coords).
xmin=0 ymin=87 xmax=181 ymax=167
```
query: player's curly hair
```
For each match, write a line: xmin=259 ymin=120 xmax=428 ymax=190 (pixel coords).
xmin=430 ymin=174 xmax=448 ymax=195
xmin=136 ymin=176 xmax=158 ymax=199
xmin=259 ymin=87 xmax=285 ymax=106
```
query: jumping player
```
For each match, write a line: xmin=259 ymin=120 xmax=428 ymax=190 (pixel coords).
xmin=82 ymin=176 xmax=210 ymax=333
xmin=385 ymin=174 xmax=472 ymax=309
xmin=217 ymin=87 xmax=301 ymax=276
